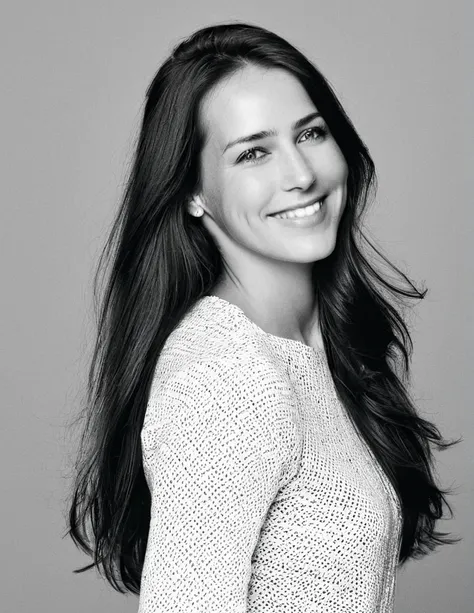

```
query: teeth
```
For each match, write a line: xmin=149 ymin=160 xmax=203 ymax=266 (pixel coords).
xmin=275 ymin=200 xmax=323 ymax=219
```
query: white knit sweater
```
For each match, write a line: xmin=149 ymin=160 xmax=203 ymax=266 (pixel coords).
xmin=138 ymin=295 xmax=402 ymax=612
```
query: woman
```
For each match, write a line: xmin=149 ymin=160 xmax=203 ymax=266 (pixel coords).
xmin=67 ymin=22 xmax=459 ymax=612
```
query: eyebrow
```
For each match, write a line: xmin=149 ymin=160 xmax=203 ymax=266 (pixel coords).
xmin=222 ymin=111 xmax=322 ymax=154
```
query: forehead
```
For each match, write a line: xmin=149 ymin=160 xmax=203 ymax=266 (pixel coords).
xmin=199 ymin=65 xmax=316 ymax=145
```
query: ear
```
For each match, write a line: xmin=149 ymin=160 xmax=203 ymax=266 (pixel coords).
xmin=191 ymin=194 xmax=204 ymax=207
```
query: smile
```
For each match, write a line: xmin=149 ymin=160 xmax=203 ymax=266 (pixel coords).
xmin=273 ymin=199 xmax=324 ymax=219
xmin=269 ymin=197 xmax=327 ymax=227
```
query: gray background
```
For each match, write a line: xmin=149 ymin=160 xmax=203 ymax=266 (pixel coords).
xmin=1 ymin=1 xmax=471 ymax=611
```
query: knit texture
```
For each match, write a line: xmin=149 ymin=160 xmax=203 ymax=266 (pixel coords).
xmin=138 ymin=295 xmax=402 ymax=612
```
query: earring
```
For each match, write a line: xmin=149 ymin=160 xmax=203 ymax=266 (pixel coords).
xmin=191 ymin=205 xmax=204 ymax=217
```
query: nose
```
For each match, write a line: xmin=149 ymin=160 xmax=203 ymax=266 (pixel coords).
xmin=279 ymin=146 xmax=316 ymax=192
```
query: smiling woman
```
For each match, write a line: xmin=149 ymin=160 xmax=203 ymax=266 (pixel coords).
xmin=66 ymin=21 xmax=460 ymax=613
xmin=192 ymin=63 xmax=348 ymax=311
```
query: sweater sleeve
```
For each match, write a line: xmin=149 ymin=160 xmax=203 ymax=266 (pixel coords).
xmin=138 ymin=357 xmax=301 ymax=613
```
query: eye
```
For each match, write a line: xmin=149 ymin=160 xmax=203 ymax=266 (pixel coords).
xmin=237 ymin=148 xmax=267 ymax=165
xmin=299 ymin=125 xmax=328 ymax=143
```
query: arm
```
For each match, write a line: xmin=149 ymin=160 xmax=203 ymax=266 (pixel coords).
xmin=138 ymin=357 xmax=301 ymax=613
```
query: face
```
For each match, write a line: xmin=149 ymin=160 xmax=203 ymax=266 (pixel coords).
xmin=193 ymin=64 xmax=349 ymax=278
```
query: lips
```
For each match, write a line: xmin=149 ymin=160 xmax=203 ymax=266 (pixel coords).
xmin=270 ymin=195 xmax=326 ymax=216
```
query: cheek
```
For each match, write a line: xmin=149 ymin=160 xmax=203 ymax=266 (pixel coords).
xmin=321 ymin=143 xmax=348 ymax=184
xmin=226 ymin=171 xmax=273 ymax=208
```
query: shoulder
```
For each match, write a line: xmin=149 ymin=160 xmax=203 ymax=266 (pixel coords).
xmin=144 ymin=295 xmax=298 ymax=427
xmin=144 ymin=349 xmax=299 ymax=450
xmin=152 ymin=296 xmax=292 ymax=396
xmin=146 ymin=351 xmax=295 ymax=429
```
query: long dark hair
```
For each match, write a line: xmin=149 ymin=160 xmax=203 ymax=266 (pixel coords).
xmin=65 ymin=21 xmax=461 ymax=595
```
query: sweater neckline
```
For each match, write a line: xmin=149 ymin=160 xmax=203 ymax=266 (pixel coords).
xmin=200 ymin=295 xmax=326 ymax=357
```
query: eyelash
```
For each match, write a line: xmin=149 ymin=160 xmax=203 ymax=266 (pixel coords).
xmin=237 ymin=125 xmax=328 ymax=165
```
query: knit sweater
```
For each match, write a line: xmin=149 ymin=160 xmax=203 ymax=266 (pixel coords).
xmin=138 ymin=295 xmax=402 ymax=613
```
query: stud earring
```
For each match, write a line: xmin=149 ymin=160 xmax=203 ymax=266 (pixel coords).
xmin=189 ymin=204 xmax=204 ymax=217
